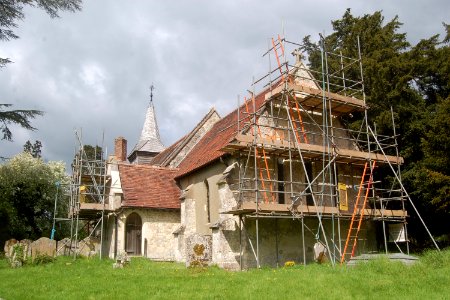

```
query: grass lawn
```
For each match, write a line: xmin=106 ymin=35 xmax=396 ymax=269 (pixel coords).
xmin=0 ymin=249 xmax=449 ymax=299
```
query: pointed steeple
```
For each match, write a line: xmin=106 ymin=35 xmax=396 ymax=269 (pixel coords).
xmin=128 ymin=85 xmax=165 ymax=164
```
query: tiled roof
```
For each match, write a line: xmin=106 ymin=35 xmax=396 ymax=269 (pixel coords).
xmin=119 ymin=164 xmax=180 ymax=209
xmin=151 ymin=108 xmax=220 ymax=167
xmin=151 ymin=136 xmax=185 ymax=166
xmin=176 ymin=91 xmax=266 ymax=178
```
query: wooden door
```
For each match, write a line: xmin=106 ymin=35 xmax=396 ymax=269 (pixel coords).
xmin=125 ymin=213 xmax=142 ymax=255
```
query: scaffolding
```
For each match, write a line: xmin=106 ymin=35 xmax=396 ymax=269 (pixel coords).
xmin=66 ymin=130 xmax=109 ymax=259
xmin=223 ymin=35 xmax=439 ymax=267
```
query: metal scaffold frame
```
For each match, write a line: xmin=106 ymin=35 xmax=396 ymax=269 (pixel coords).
xmin=65 ymin=130 xmax=109 ymax=259
xmin=225 ymin=34 xmax=439 ymax=268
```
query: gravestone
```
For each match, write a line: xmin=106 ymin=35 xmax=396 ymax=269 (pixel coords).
xmin=56 ymin=238 xmax=72 ymax=256
xmin=30 ymin=237 xmax=56 ymax=259
xmin=4 ymin=239 xmax=18 ymax=259
xmin=19 ymin=239 xmax=32 ymax=258
xmin=78 ymin=236 xmax=100 ymax=257
xmin=185 ymin=234 xmax=212 ymax=267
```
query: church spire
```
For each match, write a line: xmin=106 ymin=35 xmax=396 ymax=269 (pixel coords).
xmin=139 ymin=85 xmax=164 ymax=147
xmin=128 ymin=85 xmax=165 ymax=164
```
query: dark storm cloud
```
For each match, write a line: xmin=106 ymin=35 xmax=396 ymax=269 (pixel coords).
xmin=0 ymin=0 xmax=448 ymax=167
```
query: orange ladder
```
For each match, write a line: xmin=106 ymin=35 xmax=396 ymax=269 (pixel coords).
xmin=244 ymin=96 xmax=276 ymax=203
xmin=340 ymin=161 xmax=376 ymax=264
xmin=271 ymin=35 xmax=308 ymax=144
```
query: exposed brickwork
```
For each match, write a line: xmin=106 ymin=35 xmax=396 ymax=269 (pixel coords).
xmin=114 ymin=137 xmax=127 ymax=161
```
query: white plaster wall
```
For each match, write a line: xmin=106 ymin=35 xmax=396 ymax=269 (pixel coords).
xmin=106 ymin=160 xmax=123 ymax=210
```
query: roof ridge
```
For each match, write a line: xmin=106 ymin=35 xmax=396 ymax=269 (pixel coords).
xmin=159 ymin=107 xmax=221 ymax=167
xmin=175 ymin=87 xmax=270 ymax=179
xmin=120 ymin=163 xmax=178 ymax=171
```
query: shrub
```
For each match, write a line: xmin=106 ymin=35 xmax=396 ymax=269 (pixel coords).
xmin=33 ymin=254 xmax=55 ymax=265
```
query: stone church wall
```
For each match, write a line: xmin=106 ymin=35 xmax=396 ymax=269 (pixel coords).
xmin=108 ymin=208 xmax=180 ymax=261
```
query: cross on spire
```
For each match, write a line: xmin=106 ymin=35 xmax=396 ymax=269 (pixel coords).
xmin=150 ymin=84 xmax=155 ymax=103
xmin=292 ymin=48 xmax=304 ymax=64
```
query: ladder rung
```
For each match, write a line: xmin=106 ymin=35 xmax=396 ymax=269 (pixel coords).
xmin=340 ymin=161 xmax=377 ymax=265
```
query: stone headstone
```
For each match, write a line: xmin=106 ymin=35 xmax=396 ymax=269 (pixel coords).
xmin=4 ymin=239 xmax=18 ymax=258
xmin=78 ymin=236 xmax=100 ymax=257
xmin=185 ymin=234 xmax=212 ymax=267
xmin=19 ymin=239 xmax=32 ymax=258
xmin=30 ymin=237 xmax=56 ymax=259
xmin=56 ymin=238 xmax=71 ymax=256
xmin=113 ymin=251 xmax=130 ymax=269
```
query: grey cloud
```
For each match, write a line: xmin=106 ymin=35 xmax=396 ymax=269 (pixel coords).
xmin=1 ymin=0 xmax=448 ymax=167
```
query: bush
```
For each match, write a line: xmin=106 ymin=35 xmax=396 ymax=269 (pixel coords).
xmin=32 ymin=254 xmax=55 ymax=265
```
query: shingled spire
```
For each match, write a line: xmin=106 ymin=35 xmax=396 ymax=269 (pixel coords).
xmin=128 ymin=85 xmax=165 ymax=164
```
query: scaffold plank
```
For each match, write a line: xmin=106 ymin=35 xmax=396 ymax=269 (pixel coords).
xmin=265 ymin=82 xmax=367 ymax=115
xmin=223 ymin=134 xmax=403 ymax=165
xmin=224 ymin=202 xmax=407 ymax=218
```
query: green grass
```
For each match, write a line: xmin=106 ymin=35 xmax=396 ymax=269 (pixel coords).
xmin=1 ymin=250 xmax=450 ymax=299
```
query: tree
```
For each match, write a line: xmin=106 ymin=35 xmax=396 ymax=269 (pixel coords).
xmin=0 ymin=152 xmax=70 ymax=247
xmin=72 ymin=144 xmax=104 ymax=177
xmin=0 ymin=0 xmax=82 ymax=68
xmin=0 ymin=104 xmax=43 ymax=141
xmin=302 ymin=9 xmax=450 ymax=247
xmin=23 ymin=140 xmax=42 ymax=158
xmin=1 ymin=1 xmax=82 ymax=144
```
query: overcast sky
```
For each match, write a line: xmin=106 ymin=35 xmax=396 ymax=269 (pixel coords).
xmin=1 ymin=0 xmax=448 ymax=168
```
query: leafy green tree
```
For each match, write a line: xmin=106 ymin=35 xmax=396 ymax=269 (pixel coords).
xmin=23 ymin=140 xmax=42 ymax=158
xmin=0 ymin=152 xmax=70 ymax=248
xmin=72 ymin=144 xmax=104 ymax=174
xmin=302 ymin=9 xmax=450 ymax=247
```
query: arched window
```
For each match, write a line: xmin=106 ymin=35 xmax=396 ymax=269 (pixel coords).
xmin=204 ymin=179 xmax=211 ymax=223
xmin=125 ymin=212 xmax=142 ymax=255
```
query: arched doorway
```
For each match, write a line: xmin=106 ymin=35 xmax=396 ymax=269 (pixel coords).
xmin=125 ymin=212 xmax=142 ymax=255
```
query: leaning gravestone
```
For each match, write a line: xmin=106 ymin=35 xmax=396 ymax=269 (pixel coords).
xmin=185 ymin=234 xmax=212 ymax=267
xmin=30 ymin=237 xmax=56 ymax=260
xmin=56 ymin=238 xmax=71 ymax=256
xmin=77 ymin=236 xmax=100 ymax=257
